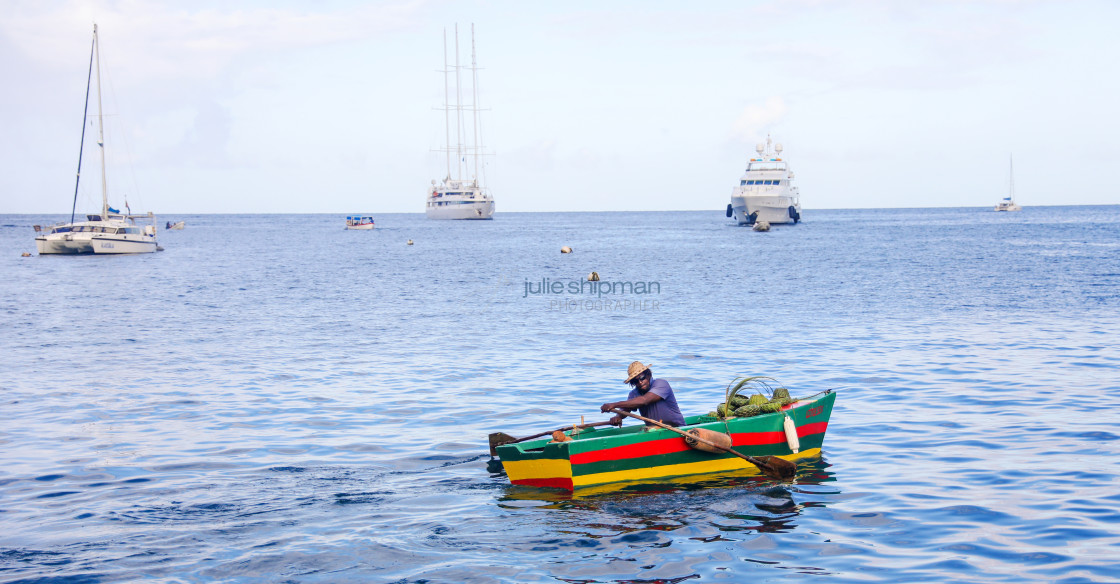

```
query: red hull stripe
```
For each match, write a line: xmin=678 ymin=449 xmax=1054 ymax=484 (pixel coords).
xmin=570 ymin=421 xmax=830 ymax=466
xmin=513 ymin=477 xmax=574 ymax=490
xmin=799 ymin=421 xmax=828 ymax=438
xmin=571 ymin=436 xmax=690 ymax=465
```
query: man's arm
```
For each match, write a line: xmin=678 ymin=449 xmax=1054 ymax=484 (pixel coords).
xmin=601 ymin=391 xmax=663 ymax=412
xmin=600 ymin=392 xmax=663 ymax=425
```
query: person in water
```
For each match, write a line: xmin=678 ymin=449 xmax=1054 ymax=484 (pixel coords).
xmin=601 ymin=361 xmax=686 ymax=427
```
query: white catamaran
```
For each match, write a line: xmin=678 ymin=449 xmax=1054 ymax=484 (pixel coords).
xmin=426 ymin=24 xmax=495 ymax=220
xmin=995 ymin=155 xmax=1022 ymax=212
xmin=727 ymin=136 xmax=802 ymax=226
xmin=36 ymin=24 xmax=159 ymax=255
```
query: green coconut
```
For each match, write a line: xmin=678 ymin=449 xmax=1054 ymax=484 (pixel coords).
xmin=729 ymin=394 xmax=752 ymax=408
xmin=748 ymin=394 xmax=768 ymax=407
xmin=772 ymin=387 xmax=790 ymax=400
xmin=732 ymin=404 xmax=759 ymax=417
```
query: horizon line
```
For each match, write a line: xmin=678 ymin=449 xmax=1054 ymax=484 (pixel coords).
xmin=4 ymin=203 xmax=1117 ymax=215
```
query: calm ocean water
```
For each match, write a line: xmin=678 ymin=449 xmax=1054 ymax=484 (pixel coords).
xmin=2 ymin=207 xmax=1118 ymax=583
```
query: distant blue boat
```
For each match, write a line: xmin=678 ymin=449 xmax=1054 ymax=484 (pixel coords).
xmin=345 ymin=216 xmax=375 ymax=230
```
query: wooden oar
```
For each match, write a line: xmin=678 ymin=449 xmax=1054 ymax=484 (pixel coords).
xmin=608 ymin=408 xmax=798 ymax=481
xmin=488 ymin=421 xmax=614 ymax=456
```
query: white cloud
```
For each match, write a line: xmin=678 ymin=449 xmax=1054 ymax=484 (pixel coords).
xmin=731 ymin=97 xmax=788 ymax=143
xmin=0 ymin=0 xmax=428 ymax=80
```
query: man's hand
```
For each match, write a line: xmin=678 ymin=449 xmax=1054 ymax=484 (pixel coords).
xmin=608 ymin=414 xmax=624 ymax=427
xmin=600 ymin=402 xmax=617 ymax=413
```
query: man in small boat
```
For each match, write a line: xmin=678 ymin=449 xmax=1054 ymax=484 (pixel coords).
xmin=600 ymin=361 xmax=686 ymax=427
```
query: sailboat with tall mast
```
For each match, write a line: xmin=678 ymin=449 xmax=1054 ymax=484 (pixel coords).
xmin=35 ymin=24 xmax=159 ymax=255
xmin=426 ymin=24 xmax=495 ymax=220
xmin=994 ymin=154 xmax=1022 ymax=212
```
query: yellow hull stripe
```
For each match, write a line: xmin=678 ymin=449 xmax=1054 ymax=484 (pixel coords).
xmin=572 ymin=448 xmax=821 ymax=487
xmin=502 ymin=448 xmax=821 ymax=488
xmin=502 ymin=457 xmax=572 ymax=482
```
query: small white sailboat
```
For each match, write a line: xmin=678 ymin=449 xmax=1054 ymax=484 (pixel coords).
xmin=36 ymin=24 xmax=158 ymax=255
xmin=995 ymin=155 xmax=1022 ymax=212
xmin=426 ymin=24 xmax=495 ymax=220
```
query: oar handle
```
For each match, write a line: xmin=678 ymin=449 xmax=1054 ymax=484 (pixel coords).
xmin=608 ymin=408 xmax=792 ymax=479
xmin=517 ymin=420 xmax=613 ymax=443
xmin=491 ymin=421 xmax=612 ymax=456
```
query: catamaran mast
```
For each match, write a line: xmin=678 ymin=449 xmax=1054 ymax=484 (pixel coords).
xmin=1009 ymin=154 xmax=1015 ymax=203
xmin=93 ymin=24 xmax=108 ymax=219
xmin=71 ymin=26 xmax=97 ymax=225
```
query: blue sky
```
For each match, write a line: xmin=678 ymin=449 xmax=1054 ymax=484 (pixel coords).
xmin=2 ymin=0 xmax=1118 ymax=214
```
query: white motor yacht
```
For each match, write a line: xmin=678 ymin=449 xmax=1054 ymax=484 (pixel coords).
xmin=727 ymin=136 xmax=801 ymax=226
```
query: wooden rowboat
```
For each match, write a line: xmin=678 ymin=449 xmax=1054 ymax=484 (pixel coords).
xmin=495 ymin=390 xmax=835 ymax=491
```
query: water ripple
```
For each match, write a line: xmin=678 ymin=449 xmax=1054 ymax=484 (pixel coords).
xmin=2 ymin=209 xmax=1119 ymax=582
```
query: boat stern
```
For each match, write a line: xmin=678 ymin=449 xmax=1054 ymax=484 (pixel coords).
xmin=496 ymin=440 xmax=575 ymax=490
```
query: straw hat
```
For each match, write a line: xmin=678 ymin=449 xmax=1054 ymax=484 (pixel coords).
xmin=624 ymin=361 xmax=651 ymax=383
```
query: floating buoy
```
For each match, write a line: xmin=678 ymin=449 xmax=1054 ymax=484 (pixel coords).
xmin=684 ymin=428 xmax=733 ymax=453
xmin=588 ymin=271 xmax=600 ymax=281
xmin=561 ymin=246 xmax=572 ymax=253
xmin=21 ymin=252 xmax=31 ymax=257
xmin=407 ymin=239 xmax=414 ymax=246
xmin=783 ymin=414 xmax=800 ymax=453
xmin=753 ymin=220 xmax=771 ymax=232
xmin=549 ymin=430 xmax=572 ymax=443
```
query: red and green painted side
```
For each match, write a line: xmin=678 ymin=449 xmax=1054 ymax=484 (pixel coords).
xmin=496 ymin=391 xmax=836 ymax=491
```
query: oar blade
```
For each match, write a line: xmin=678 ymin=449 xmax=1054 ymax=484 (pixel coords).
xmin=488 ymin=432 xmax=518 ymax=457
xmin=752 ymin=455 xmax=798 ymax=480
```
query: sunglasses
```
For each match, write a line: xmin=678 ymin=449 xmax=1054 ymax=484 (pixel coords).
xmin=629 ymin=372 xmax=650 ymax=385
